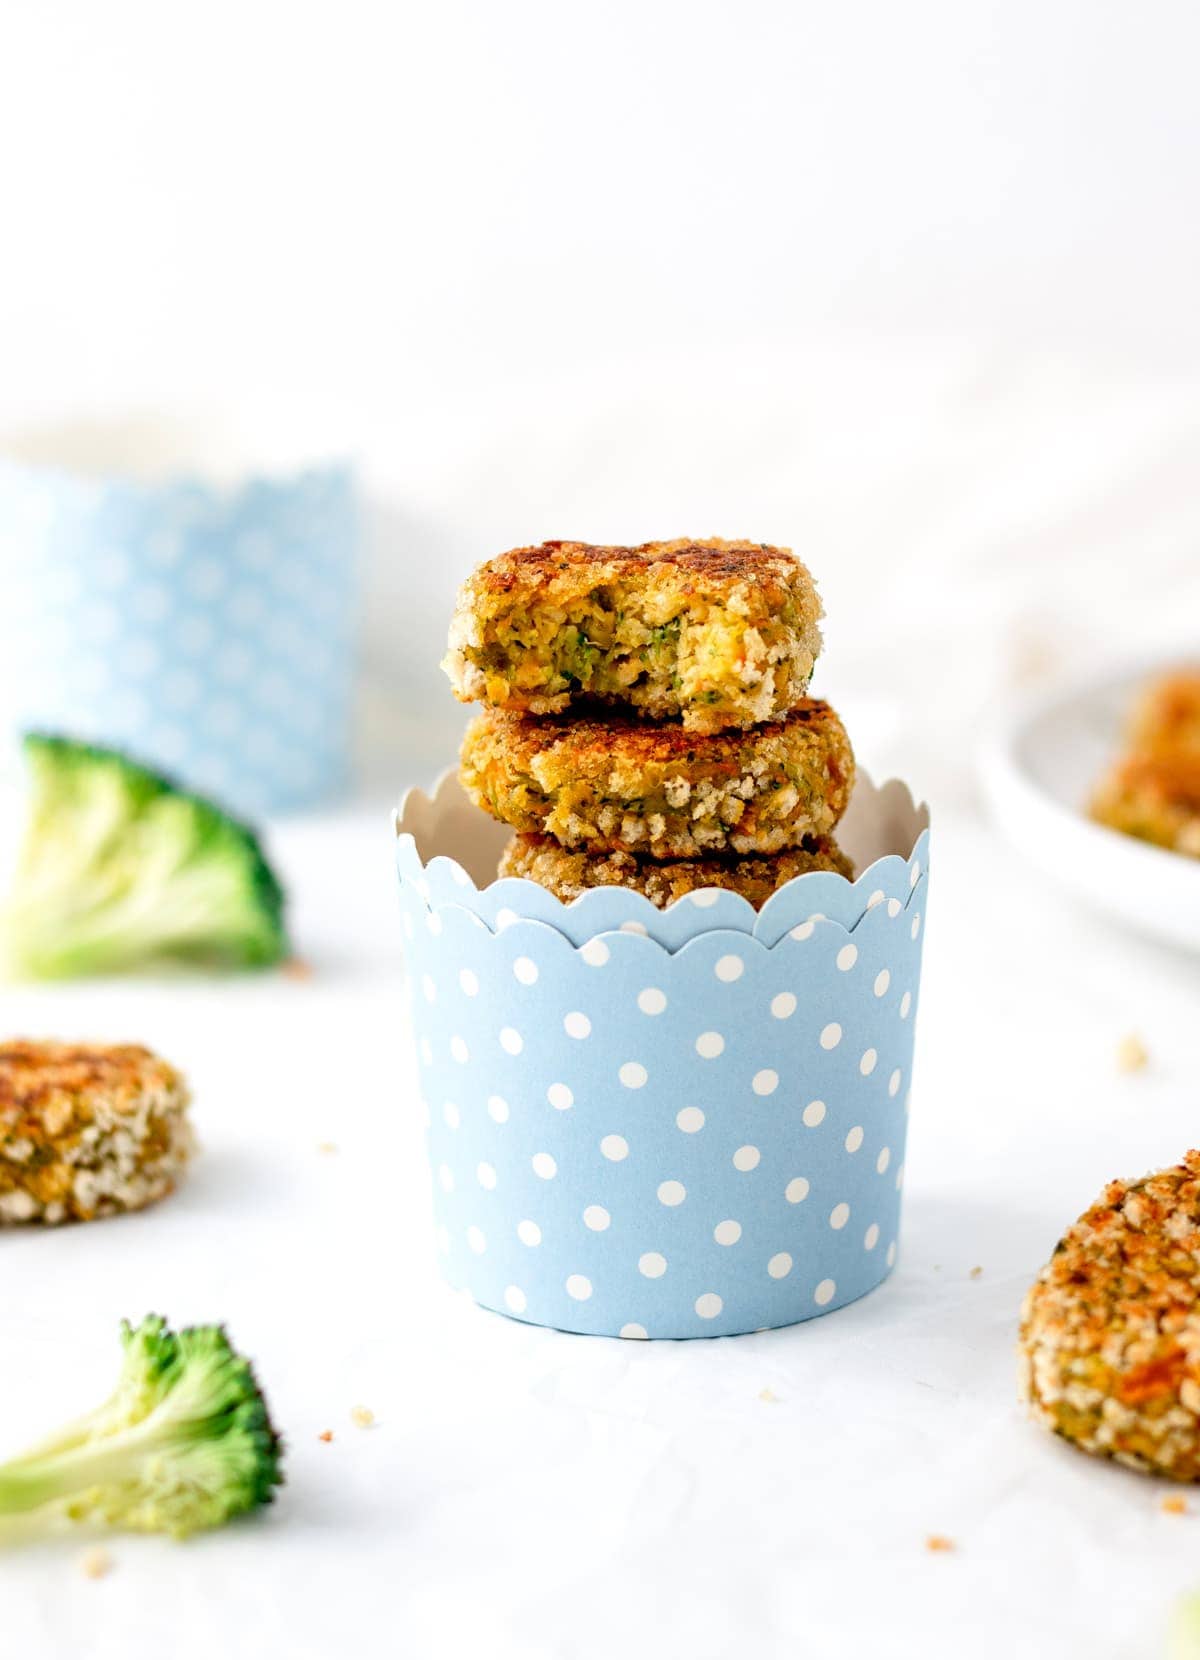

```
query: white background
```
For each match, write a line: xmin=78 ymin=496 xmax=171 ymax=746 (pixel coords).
xmin=1 ymin=0 xmax=1199 ymax=791
xmin=2 ymin=5 xmax=1200 ymax=1657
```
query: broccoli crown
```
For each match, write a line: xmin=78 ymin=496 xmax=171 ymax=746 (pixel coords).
xmin=0 ymin=1315 xmax=284 ymax=1538
xmin=1 ymin=733 xmax=288 ymax=978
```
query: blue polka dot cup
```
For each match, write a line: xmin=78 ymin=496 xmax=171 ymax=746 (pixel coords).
xmin=396 ymin=771 xmax=930 ymax=1339
xmin=0 ymin=450 xmax=357 ymax=816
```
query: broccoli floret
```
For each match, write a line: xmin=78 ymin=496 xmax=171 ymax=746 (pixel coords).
xmin=0 ymin=1316 xmax=284 ymax=1539
xmin=1 ymin=734 xmax=288 ymax=977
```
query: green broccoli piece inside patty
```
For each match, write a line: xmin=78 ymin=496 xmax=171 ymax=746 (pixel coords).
xmin=0 ymin=1316 xmax=283 ymax=1540
xmin=1 ymin=733 xmax=287 ymax=978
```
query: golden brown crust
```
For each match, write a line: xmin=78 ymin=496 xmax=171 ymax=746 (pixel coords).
xmin=1019 ymin=1152 xmax=1200 ymax=1479
xmin=467 ymin=699 xmax=845 ymax=770
xmin=0 ymin=1041 xmax=180 ymax=1119
xmin=461 ymin=700 xmax=854 ymax=858
xmin=444 ymin=537 xmax=823 ymax=733
xmin=470 ymin=539 xmax=804 ymax=596
xmin=0 ymin=1040 xmax=193 ymax=1225
xmin=499 ymin=832 xmax=853 ymax=909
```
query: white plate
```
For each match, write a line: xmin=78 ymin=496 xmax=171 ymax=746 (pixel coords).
xmin=979 ymin=659 xmax=1200 ymax=953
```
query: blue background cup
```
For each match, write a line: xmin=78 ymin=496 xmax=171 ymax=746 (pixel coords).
xmin=397 ymin=771 xmax=930 ymax=1339
xmin=0 ymin=453 xmax=357 ymax=817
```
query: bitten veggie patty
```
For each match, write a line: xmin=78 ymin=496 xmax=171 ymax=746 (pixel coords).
xmin=1019 ymin=1151 xmax=1200 ymax=1480
xmin=0 ymin=1040 xmax=194 ymax=1224
xmin=499 ymin=832 xmax=852 ymax=909
xmin=443 ymin=538 xmax=823 ymax=734
xmin=460 ymin=700 xmax=853 ymax=858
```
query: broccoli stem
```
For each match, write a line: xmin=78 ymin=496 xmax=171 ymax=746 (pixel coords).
xmin=0 ymin=1461 xmax=61 ymax=1515
xmin=0 ymin=1443 xmax=130 ymax=1517
xmin=0 ymin=1414 xmax=177 ymax=1516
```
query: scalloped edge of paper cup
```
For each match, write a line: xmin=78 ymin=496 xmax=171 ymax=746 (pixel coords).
xmin=395 ymin=769 xmax=929 ymax=948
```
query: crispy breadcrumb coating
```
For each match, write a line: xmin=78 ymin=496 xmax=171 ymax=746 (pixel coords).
xmin=0 ymin=1040 xmax=194 ymax=1224
xmin=1019 ymin=1151 xmax=1200 ymax=1480
xmin=444 ymin=539 xmax=823 ymax=734
xmin=499 ymin=832 xmax=852 ymax=909
xmin=460 ymin=700 xmax=853 ymax=858
xmin=1090 ymin=754 xmax=1200 ymax=857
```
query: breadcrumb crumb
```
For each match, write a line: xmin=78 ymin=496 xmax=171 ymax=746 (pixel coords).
xmin=282 ymin=957 xmax=314 ymax=980
xmin=925 ymin=1535 xmax=955 ymax=1553
xmin=970 ymin=1266 xmax=983 ymax=1279
xmin=1008 ymin=622 xmax=1059 ymax=688
xmin=758 ymin=1387 xmax=779 ymax=1403
xmin=1116 ymin=1033 xmax=1149 ymax=1073
xmin=351 ymin=1405 xmax=375 ymax=1429
xmin=81 ymin=1546 xmax=113 ymax=1579
xmin=318 ymin=1430 xmax=334 ymax=1443
xmin=1162 ymin=1495 xmax=1189 ymax=1516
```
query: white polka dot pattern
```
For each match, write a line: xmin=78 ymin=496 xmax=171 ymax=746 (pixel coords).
xmin=2 ymin=462 xmax=356 ymax=815
xmin=400 ymin=833 xmax=928 ymax=1339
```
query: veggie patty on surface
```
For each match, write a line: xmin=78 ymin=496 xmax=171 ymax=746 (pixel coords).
xmin=1020 ymin=1151 xmax=1200 ymax=1480
xmin=0 ymin=1040 xmax=194 ymax=1224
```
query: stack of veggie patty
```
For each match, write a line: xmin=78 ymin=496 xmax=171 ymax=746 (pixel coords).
xmin=446 ymin=539 xmax=855 ymax=907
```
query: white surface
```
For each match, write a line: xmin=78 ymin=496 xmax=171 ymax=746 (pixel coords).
xmin=4 ymin=804 xmax=1200 ymax=1660
xmin=982 ymin=660 xmax=1200 ymax=953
